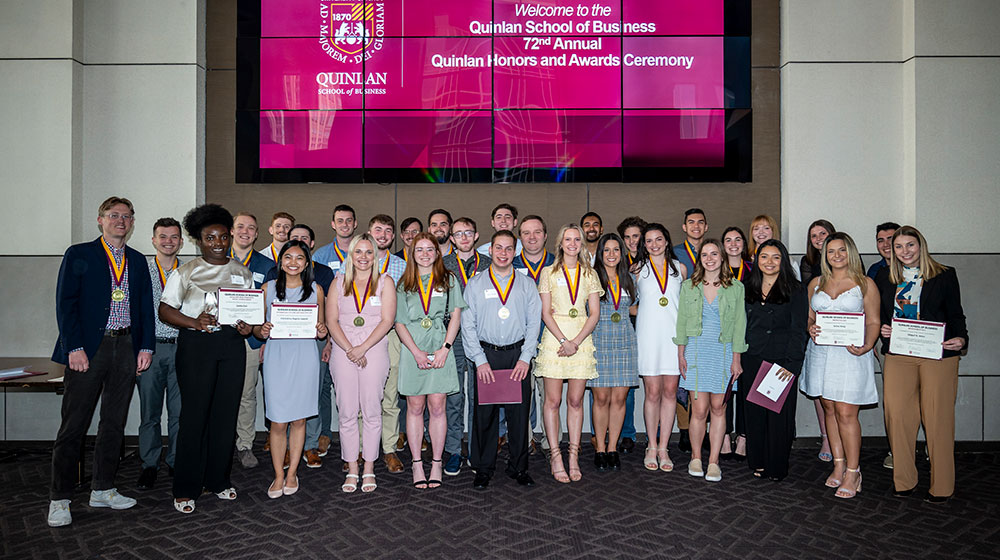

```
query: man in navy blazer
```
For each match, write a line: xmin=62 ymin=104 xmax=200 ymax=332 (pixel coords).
xmin=47 ymin=196 xmax=156 ymax=527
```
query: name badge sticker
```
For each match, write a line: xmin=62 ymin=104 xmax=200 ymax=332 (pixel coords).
xmin=516 ymin=268 xmax=530 ymax=276
xmin=369 ymin=296 xmax=382 ymax=306
xmin=556 ymin=277 xmax=568 ymax=287
xmin=329 ymin=261 xmax=341 ymax=270
xmin=230 ymin=274 xmax=245 ymax=285
xmin=252 ymin=272 xmax=265 ymax=284
xmin=432 ymin=288 xmax=445 ymax=298
xmin=484 ymin=288 xmax=499 ymax=299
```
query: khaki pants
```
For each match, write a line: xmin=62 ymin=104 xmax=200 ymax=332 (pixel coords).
xmin=235 ymin=341 xmax=261 ymax=451
xmin=883 ymin=354 xmax=959 ymax=497
xmin=380 ymin=330 xmax=402 ymax=454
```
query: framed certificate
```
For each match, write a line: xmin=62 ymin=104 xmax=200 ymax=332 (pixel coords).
xmin=815 ymin=312 xmax=865 ymax=347
xmin=217 ymin=288 xmax=265 ymax=325
xmin=270 ymin=303 xmax=318 ymax=339
xmin=890 ymin=318 xmax=946 ymax=360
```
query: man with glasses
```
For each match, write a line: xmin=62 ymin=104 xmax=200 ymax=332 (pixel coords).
xmin=48 ymin=197 xmax=156 ymax=527
xmin=394 ymin=217 xmax=422 ymax=262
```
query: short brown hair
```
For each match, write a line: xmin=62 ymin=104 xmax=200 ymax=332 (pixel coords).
xmin=153 ymin=217 xmax=181 ymax=233
xmin=271 ymin=211 xmax=294 ymax=225
xmin=99 ymin=196 xmax=134 ymax=216
xmin=234 ymin=211 xmax=258 ymax=223
xmin=368 ymin=214 xmax=395 ymax=229
xmin=453 ymin=217 xmax=477 ymax=231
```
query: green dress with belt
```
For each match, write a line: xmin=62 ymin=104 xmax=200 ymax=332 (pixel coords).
xmin=396 ymin=273 xmax=467 ymax=396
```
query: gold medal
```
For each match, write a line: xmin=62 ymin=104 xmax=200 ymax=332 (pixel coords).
xmin=420 ymin=317 xmax=433 ymax=329
xmin=111 ymin=289 xmax=125 ymax=302
xmin=568 ymin=308 xmax=579 ymax=318
xmin=659 ymin=296 xmax=668 ymax=307
xmin=611 ymin=312 xmax=622 ymax=323
xmin=353 ymin=316 xmax=365 ymax=327
xmin=498 ymin=307 xmax=510 ymax=320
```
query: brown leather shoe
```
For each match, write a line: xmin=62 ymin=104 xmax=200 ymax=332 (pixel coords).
xmin=590 ymin=435 xmax=598 ymax=449
xmin=283 ymin=449 xmax=290 ymax=469
xmin=529 ymin=440 xmax=540 ymax=456
xmin=395 ymin=434 xmax=407 ymax=451
xmin=263 ymin=436 xmax=271 ymax=452
xmin=383 ymin=452 xmax=404 ymax=473
xmin=497 ymin=435 xmax=507 ymax=454
xmin=303 ymin=449 xmax=322 ymax=469
xmin=317 ymin=435 xmax=331 ymax=457
xmin=421 ymin=438 xmax=429 ymax=452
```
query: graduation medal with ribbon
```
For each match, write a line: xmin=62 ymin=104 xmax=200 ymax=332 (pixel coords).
xmin=684 ymin=240 xmax=698 ymax=266
xmin=333 ymin=242 xmax=346 ymax=265
xmin=520 ymin=249 xmax=546 ymax=282
xmin=651 ymin=259 xmax=669 ymax=307
xmin=352 ymin=276 xmax=371 ymax=327
xmin=489 ymin=266 xmax=515 ymax=320
xmin=270 ymin=243 xmax=280 ymax=263
xmin=102 ymin=239 xmax=127 ymax=302
xmin=609 ymin=274 xmax=623 ymax=323
xmin=563 ymin=265 xmax=581 ymax=318
xmin=732 ymin=260 xmax=745 ymax=282
xmin=154 ymin=256 xmax=177 ymax=289
xmin=418 ymin=273 xmax=434 ymax=329
xmin=457 ymin=253 xmax=479 ymax=288
xmin=230 ymin=247 xmax=252 ymax=266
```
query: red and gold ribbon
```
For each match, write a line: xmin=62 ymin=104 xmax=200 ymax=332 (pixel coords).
xmin=521 ymin=249 xmax=546 ymax=282
xmin=650 ymin=259 xmax=669 ymax=296
xmin=379 ymin=254 xmax=389 ymax=274
xmin=230 ymin=247 xmax=252 ymax=266
xmin=101 ymin=238 xmax=126 ymax=289
xmin=456 ymin=253 xmax=479 ymax=288
xmin=270 ymin=243 xmax=279 ymax=263
xmin=155 ymin=256 xmax=177 ymax=289
xmin=352 ymin=275 xmax=371 ymax=315
xmin=732 ymin=260 xmax=745 ymax=282
xmin=562 ymin=265 xmax=580 ymax=306
xmin=609 ymin=274 xmax=622 ymax=310
xmin=489 ymin=266 xmax=514 ymax=306
xmin=333 ymin=241 xmax=346 ymax=263
xmin=684 ymin=240 xmax=698 ymax=264
xmin=417 ymin=273 xmax=434 ymax=316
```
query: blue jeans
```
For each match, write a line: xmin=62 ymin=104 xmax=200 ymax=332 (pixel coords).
xmin=305 ymin=342 xmax=333 ymax=450
xmin=588 ymin=386 xmax=637 ymax=440
xmin=445 ymin=341 xmax=473 ymax=455
xmin=137 ymin=341 xmax=181 ymax=469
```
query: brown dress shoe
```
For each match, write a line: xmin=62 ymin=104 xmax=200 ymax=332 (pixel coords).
xmin=283 ymin=450 xmax=290 ymax=469
xmin=497 ymin=435 xmax=507 ymax=454
xmin=303 ymin=449 xmax=322 ymax=469
xmin=383 ymin=452 xmax=404 ymax=473
xmin=317 ymin=435 xmax=331 ymax=457
xmin=421 ymin=438 xmax=429 ymax=452
xmin=395 ymin=434 xmax=407 ymax=451
xmin=590 ymin=435 xmax=598 ymax=449
xmin=263 ymin=437 xmax=271 ymax=452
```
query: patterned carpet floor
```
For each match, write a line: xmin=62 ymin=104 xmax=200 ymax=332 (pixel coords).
xmin=2 ymin=438 xmax=997 ymax=559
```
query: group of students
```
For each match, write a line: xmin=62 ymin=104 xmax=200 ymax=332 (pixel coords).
xmin=46 ymin=197 xmax=968 ymax=526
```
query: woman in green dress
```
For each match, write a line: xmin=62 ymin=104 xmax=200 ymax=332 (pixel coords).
xmin=395 ymin=232 xmax=466 ymax=489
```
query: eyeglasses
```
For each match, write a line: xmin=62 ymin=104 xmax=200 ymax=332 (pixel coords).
xmin=452 ymin=231 xmax=476 ymax=239
xmin=104 ymin=213 xmax=134 ymax=221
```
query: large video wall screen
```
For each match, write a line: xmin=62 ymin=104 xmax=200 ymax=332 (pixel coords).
xmin=236 ymin=0 xmax=751 ymax=183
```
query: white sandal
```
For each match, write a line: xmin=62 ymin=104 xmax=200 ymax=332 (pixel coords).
xmin=342 ymin=473 xmax=359 ymax=493
xmin=361 ymin=473 xmax=377 ymax=493
xmin=215 ymin=487 xmax=237 ymax=500
xmin=173 ymin=499 xmax=195 ymax=514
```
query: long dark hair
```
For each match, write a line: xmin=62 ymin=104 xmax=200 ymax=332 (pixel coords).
xmin=594 ymin=233 xmax=637 ymax=302
xmin=633 ymin=223 xmax=678 ymax=275
xmin=746 ymin=240 xmax=800 ymax=305
xmin=722 ymin=226 xmax=752 ymax=262
xmin=275 ymin=240 xmax=314 ymax=302
xmin=803 ymin=219 xmax=836 ymax=268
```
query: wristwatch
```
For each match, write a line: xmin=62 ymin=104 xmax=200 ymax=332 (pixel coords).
xmin=443 ymin=341 xmax=452 ymax=350
xmin=558 ymin=337 xmax=567 ymax=344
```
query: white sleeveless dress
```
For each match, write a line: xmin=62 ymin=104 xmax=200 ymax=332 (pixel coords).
xmin=799 ymin=285 xmax=878 ymax=405
xmin=636 ymin=260 xmax=683 ymax=376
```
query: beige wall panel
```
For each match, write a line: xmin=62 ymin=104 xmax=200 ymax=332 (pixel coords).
xmin=0 ymin=257 xmax=61 ymax=358
xmin=751 ymin=0 xmax=780 ymax=68
xmin=207 ymin=0 xmax=236 ymax=70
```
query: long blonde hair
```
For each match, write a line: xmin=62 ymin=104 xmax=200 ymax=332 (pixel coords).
xmin=549 ymin=223 xmax=595 ymax=277
xmin=818 ymin=232 xmax=868 ymax=295
xmin=888 ymin=225 xmax=946 ymax=284
xmin=339 ymin=234 xmax=382 ymax=297
xmin=748 ymin=214 xmax=779 ymax=256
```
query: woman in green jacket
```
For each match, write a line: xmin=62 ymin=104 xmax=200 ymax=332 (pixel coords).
xmin=674 ymin=239 xmax=748 ymax=483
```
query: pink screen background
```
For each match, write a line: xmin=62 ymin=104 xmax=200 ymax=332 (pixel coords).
xmin=258 ymin=0 xmax=728 ymax=170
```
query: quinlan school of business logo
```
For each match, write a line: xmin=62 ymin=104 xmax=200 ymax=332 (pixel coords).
xmin=320 ymin=1 xmax=385 ymax=62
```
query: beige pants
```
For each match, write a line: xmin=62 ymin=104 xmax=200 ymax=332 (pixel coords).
xmin=379 ymin=330 xmax=402 ymax=454
xmin=883 ymin=354 xmax=959 ymax=497
xmin=235 ymin=341 xmax=261 ymax=451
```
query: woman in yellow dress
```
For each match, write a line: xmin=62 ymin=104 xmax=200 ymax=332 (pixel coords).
xmin=535 ymin=224 xmax=603 ymax=483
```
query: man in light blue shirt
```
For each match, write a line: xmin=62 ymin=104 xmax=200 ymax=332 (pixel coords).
xmin=312 ymin=204 xmax=357 ymax=274
xmin=462 ymin=231 xmax=541 ymax=489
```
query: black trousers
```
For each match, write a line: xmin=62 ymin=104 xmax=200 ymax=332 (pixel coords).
xmin=470 ymin=342 xmax=531 ymax=477
xmin=50 ymin=335 xmax=136 ymax=500
xmin=740 ymin=353 xmax=797 ymax=479
xmin=173 ymin=327 xmax=246 ymax=498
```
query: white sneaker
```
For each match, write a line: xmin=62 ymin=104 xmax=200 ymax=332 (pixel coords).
xmin=47 ymin=500 xmax=72 ymax=527
xmin=89 ymin=488 xmax=137 ymax=510
xmin=883 ymin=452 xmax=894 ymax=469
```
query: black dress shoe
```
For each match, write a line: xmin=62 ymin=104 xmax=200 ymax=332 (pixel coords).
xmin=924 ymin=492 xmax=950 ymax=504
xmin=892 ymin=487 xmax=916 ymax=498
xmin=607 ymin=452 xmax=621 ymax=471
xmin=594 ymin=452 xmax=608 ymax=472
xmin=137 ymin=467 xmax=157 ymax=490
xmin=619 ymin=437 xmax=635 ymax=454
xmin=473 ymin=472 xmax=491 ymax=490
xmin=677 ymin=430 xmax=691 ymax=453
xmin=509 ymin=471 xmax=535 ymax=487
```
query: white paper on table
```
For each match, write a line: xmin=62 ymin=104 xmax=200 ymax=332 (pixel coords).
xmin=890 ymin=318 xmax=946 ymax=360
xmin=754 ymin=362 xmax=792 ymax=402
xmin=815 ymin=312 xmax=865 ymax=347
xmin=217 ymin=288 xmax=265 ymax=325
xmin=269 ymin=303 xmax=318 ymax=339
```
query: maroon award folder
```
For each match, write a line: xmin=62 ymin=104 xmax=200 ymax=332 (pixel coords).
xmin=745 ymin=361 xmax=796 ymax=414
xmin=477 ymin=369 xmax=522 ymax=405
